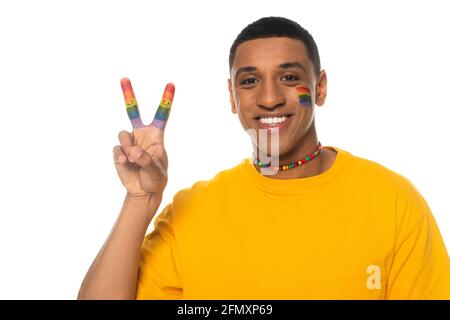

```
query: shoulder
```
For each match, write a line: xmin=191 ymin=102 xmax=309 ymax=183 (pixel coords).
xmin=340 ymin=148 xmax=428 ymax=222
xmin=340 ymin=147 xmax=417 ymax=195
xmin=337 ymin=148 xmax=432 ymax=243
xmin=164 ymin=161 xmax=243 ymax=230
xmin=171 ymin=160 xmax=243 ymax=209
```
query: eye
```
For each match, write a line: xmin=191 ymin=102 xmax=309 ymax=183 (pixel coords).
xmin=240 ymin=77 xmax=258 ymax=85
xmin=281 ymin=74 xmax=299 ymax=81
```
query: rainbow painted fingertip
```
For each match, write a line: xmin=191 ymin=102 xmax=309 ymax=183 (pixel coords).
xmin=120 ymin=78 xmax=175 ymax=130
xmin=120 ymin=77 xmax=144 ymax=129
xmin=150 ymin=83 xmax=175 ymax=130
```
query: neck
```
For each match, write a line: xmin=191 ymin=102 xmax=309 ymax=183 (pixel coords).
xmin=253 ymin=122 xmax=326 ymax=180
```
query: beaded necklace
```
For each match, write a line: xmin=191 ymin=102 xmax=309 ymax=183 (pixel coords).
xmin=253 ymin=141 xmax=323 ymax=171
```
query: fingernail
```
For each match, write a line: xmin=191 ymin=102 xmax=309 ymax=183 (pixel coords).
xmin=118 ymin=155 xmax=126 ymax=163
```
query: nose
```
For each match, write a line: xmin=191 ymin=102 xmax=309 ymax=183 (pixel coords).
xmin=256 ymin=80 xmax=285 ymax=110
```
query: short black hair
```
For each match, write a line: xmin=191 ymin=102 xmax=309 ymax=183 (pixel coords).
xmin=229 ymin=16 xmax=321 ymax=77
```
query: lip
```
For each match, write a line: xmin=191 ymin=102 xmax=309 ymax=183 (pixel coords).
xmin=254 ymin=113 xmax=293 ymax=119
xmin=254 ymin=115 xmax=293 ymax=131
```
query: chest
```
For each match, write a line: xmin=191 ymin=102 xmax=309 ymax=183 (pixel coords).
xmin=178 ymin=197 xmax=395 ymax=299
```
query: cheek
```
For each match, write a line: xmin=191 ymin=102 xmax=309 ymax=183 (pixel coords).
xmin=236 ymin=87 xmax=259 ymax=103
xmin=288 ymin=106 xmax=314 ymax=137
xmin=295 ymin=85 xmax=313 ymax=108
xmin=235 ymin=108 xmax=251 ymax=130
xmin=234 ymin=94 xmax=254 ymax=121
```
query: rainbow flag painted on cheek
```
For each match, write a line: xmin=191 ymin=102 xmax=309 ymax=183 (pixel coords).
xmin=296 ymin=85 xmax=312 ymax=107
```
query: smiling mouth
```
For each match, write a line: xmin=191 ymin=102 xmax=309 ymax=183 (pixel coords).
xmin=254 ymin=114 xmax=293 ymax=124
xmin=254 ymin=114 xmax=293 ymax=130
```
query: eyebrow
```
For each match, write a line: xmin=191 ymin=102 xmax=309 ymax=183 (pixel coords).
xmin=234 ymin=61 xmax=308 ymax=79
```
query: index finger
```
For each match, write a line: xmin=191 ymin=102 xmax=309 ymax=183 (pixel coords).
xmin=120 ymin=77 xmax=145 ymax=129
xmin=149 ymin=83 xmax=175 ymax=131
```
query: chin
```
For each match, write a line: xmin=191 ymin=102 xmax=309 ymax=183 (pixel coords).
xmin=255 ymin=141 xmax=290 ymax=158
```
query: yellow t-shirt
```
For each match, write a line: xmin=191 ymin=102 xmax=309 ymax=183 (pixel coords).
xmin=136 ymin=146 xmax=450 ymax=299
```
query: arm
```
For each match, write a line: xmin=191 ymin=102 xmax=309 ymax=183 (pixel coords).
xmin=78 ymin=78 xmax=175 ymax=299
xmin=77 ymin=193 xmax=162 ymax=300
xmin=386 ymin=185 xmax=450 ymax=299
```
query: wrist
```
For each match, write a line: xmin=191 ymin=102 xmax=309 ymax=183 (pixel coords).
xmin=124 ymin=192 xmax=163 ymax=216
xmin=126 ymin=192 xmax=153 ymax=199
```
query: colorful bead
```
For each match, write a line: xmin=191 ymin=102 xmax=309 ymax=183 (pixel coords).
xmin=253 ymin=142 xmax=322 ymax=171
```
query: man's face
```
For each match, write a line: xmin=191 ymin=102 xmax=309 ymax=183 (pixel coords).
xmin=228 ymin=37 xmax=327 ymax=156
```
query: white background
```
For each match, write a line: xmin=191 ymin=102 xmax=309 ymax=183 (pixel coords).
xmin=0 ymin=0 xmax=449 ymax=299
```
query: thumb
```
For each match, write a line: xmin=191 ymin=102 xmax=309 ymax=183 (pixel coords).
xmin=130 ymin=145 xmax=167 ymax=180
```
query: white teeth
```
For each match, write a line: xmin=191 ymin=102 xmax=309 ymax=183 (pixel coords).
xmin=259 ymin=116 xmax=288 ymax=125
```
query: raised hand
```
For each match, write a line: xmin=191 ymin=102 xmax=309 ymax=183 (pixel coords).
xmin=113 ymin=77 xmax=175 ymax=196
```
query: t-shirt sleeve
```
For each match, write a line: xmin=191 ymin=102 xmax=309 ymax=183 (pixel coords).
xmin=386 ymin=182 xmax=450 ymax=299
xmin=135 ymin=202 xmax=183 ymax=300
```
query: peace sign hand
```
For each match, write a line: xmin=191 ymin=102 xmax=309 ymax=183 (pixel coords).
xmin=113 ymin=77 xmax=174 ymax=196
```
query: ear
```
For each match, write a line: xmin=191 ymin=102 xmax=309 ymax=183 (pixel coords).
xmin=315 ymin=70 xmax=327 ymax=107
xmin=228 ymin=78 xmax=237 ymax=114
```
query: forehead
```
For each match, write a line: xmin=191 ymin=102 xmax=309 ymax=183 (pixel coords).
xmin=232 ymin=37 xmax=311 ymax=74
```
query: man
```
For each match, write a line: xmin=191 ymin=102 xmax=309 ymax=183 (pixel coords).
xmin=78 ymin=16 xmax=450 ymax=300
